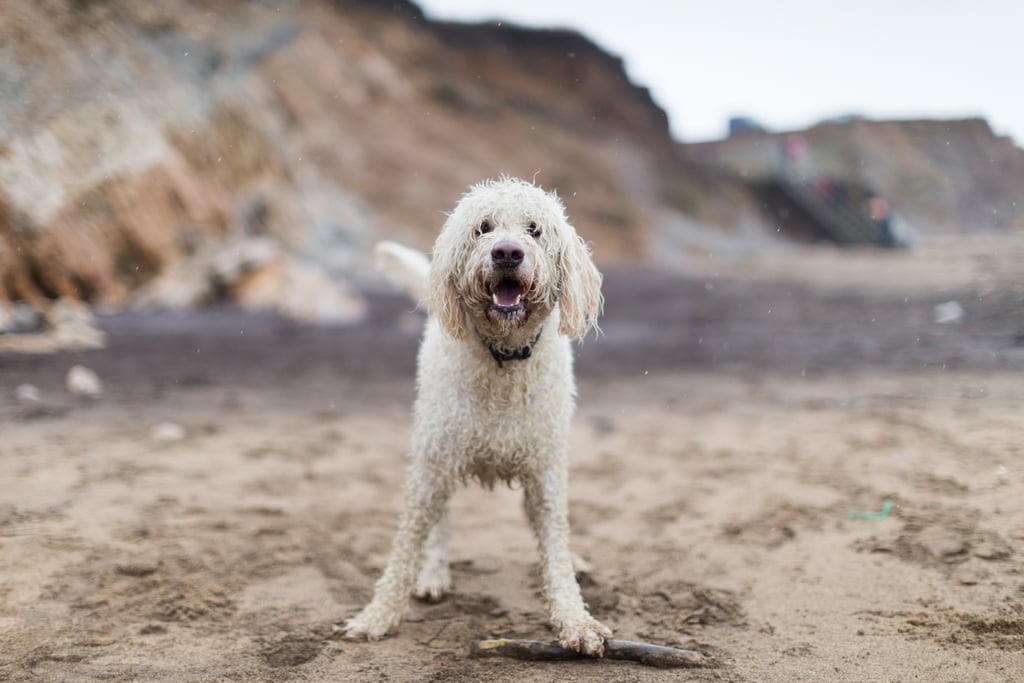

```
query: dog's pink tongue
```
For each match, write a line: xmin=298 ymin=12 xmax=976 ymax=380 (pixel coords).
xmin=494 ymin=280 xmax=523 ymax=306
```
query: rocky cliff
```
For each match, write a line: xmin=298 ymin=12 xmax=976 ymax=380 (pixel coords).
xmin=1 ymin=0 xmax=1021 ymax=328
xmin=1 ymin=0 xmax=735 ymax=323
xmin=688 ymin=118 xmax=1024 ymax=235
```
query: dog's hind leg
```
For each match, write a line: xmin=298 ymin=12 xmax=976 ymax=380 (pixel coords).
xmin=522 ymin=496 xmax=591 ymax=576
xmin=523 ymin=468 xmax=612 ymax=656
xmin=345 ymin=465 xmax=452 ymax=640
xmin=414 ymin=503 xmax=452 ymax=602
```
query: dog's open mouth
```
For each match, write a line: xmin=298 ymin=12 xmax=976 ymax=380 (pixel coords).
xmin=487 ymin=277 xmax=527 ymax=316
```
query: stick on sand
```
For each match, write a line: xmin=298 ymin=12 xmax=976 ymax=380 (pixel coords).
xmin=469 ymin=638 xmax=712 ymax=668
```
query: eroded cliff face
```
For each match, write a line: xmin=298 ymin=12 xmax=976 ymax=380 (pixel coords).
xmin=1 ymin=0 xmax=716 ymax=319
xmin=689 ymin=118 xmax=1024 ymax=235
xmin=816 ymin=118 xmax=1024 ymax=234
xmin=3 ymin=0 xmax=1020 ymax=324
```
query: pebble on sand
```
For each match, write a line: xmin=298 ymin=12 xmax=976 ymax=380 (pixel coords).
xmin=151 ymin=422 xmax=186 ymax=441
xmin=66 ymin=365 xmax=103 ymax=398
xmin=15 ymin=384 xmax=42 ymax=405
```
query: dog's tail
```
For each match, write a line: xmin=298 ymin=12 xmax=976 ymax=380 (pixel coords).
xmin=374 ymin=241 xmax=430 ymax=303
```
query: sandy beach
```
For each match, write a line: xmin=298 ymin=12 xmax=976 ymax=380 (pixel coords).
xmin=2 ymin=239 xmax=1023 ymax=682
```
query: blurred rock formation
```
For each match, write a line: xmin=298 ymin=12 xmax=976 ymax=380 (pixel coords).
xmin=1 ymin=0 xmax=1022 ymax=329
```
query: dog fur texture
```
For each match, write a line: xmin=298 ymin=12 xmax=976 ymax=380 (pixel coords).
xmin=344 ymin=176 xmax=609 ymax=655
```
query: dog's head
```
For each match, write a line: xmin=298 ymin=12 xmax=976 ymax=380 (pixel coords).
xmin=428 ymin=176 xmax=602 ymax=344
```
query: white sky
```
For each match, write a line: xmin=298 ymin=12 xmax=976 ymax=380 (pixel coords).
xmin=417 ymin=0 xmax=1024 ymax=145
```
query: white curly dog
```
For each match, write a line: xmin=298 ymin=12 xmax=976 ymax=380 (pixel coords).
xmin=344 ymin=176 xmax=611 ymax=654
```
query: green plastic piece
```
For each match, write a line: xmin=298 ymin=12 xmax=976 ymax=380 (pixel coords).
xmin=847 ymin=499 xmax=894 ymax=521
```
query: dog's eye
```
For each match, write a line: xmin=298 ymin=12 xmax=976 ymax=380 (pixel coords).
xmin=527 ymin=221 xmax=541 ymax=238
xmin=477 ymin=220 xmax=493 ymax=236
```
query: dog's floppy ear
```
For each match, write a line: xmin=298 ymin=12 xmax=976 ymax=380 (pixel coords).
xmin=428 ymin=243 xmax=468 ymax=340
xmin=557 ymin=226 xmax=603 ymax=340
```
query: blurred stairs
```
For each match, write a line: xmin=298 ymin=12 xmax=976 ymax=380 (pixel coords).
xmin=753 ymin=176 xmax=898 ymax=247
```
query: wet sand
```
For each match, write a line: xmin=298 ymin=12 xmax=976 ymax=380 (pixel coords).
xmin=2 ymin=239 xmax=1023 ymax=681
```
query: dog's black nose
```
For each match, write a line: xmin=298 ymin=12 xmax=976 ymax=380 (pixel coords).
xmin=491 ymin=241 xmax=524 ymax=267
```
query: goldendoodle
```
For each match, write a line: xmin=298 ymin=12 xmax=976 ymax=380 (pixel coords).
xmin=345 ymin=176 xmax=610 ymax=654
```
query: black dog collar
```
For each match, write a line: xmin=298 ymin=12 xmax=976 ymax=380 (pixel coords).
xmin=488 ymin=327 xmax=544 ymax=369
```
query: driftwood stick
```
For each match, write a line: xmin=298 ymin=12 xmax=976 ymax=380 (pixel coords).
xmin=469 ymin=638 xmax=712 ymax=668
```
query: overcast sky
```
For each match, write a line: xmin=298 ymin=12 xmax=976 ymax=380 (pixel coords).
xmin=417 ymin=0 xmax=1023 ymax=145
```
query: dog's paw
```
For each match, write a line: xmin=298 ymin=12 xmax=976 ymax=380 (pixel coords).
xmin=414 ymin=564 xmax=451 ymax=602
xmin=558 ymin=616 xmax=612 ymax=656
xmin=343 ymin=603 xmax=405 ymax=641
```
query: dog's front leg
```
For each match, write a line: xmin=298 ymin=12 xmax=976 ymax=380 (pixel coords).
xmin=415 ymin=502 xmax=452 ymax=601
xmin=523 ymin=468 xmax=612 ymax=656
xmin=346 ymin=465 xmax=452 ymax=640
